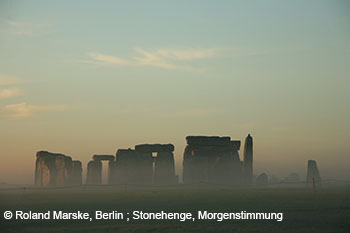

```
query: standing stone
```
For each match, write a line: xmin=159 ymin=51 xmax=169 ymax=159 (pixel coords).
xmin=154 ymin=151 xmax=176 ymax=184
xmin=86 ymin=160 xmax=102 ymax=185
xmin=114 ymin=149 xmax=134 ymax=184
xmin=91 ymin=155 xmax=115 ymax=185
xmin=243 ymin=134 xmax=253 ymax=184
xmin=114 ymin=149 xmax=153 ymax=184
xmin=135 ymin=144 xmax=176 ymax=185
xmin=71 ymin=161 xmax=82 ymax=185
xmin=112 ymin=144 xmax=176 ymax=185
xmin=136 ymin=151 xmax=154 ymax=184
xmin=231 ymin=141 xmax=243 ymax=184
xmin=108 ymin=160 xmax=118 ymax=184
xmin=182 ymin=136 xmax=243 ymax=185
xmin=306 ymin=160 xmax=321 ymax=183
xmin=34 ymin=151 xmax=73 ymax=187
xmin=183 ymin=146 xmax=195 ymax=184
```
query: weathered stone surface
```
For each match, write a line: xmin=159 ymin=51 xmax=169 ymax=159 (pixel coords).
xmin=243 ymin=134 xmax=253 ymax=184
xmin=71 ymin=160 xmax=82 ymax=185
xmin=86 ymin=160 xmax=102 ymax=185
xmin=256 ymin=173 xmax=268 ymax=186
xmin=108 ymin=160 xmax=117 ymax=184
xmin=109 ymin=144 xmax=177 ymax=185
xmin=184 ymin=145 xmax=233 ymax=153
xmin=135 ymin=144 xmax=174 ymax=153
xmin=154 ymin=151 xmax=176 ymax=184
xmin=111 ymin=149 xmax=153 ymax=184
xmin=85 ymin=155 xmax=115 ymax=185
xmin=306 ymin=160 xmax=321 ymax=183
xmin=93 ymin=155 xmax=115 ymax=161
xmin=183 ymin=135 xmax=246 ymax=185
xmin=35 ymin=151 xmax=73 ymax=187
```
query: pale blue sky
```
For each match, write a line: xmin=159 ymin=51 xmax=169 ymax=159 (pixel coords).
xmin=0 ymin=0 xmax=349 ymax=183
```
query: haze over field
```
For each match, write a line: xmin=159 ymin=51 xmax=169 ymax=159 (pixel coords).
xmin=0 ymin=0 xmax=349 ymax=184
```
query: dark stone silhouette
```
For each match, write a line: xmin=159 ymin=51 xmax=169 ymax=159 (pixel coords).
xmin=135 ymin=144 xmax=176 ymax=185
xmin=35 ymin=151 xmax=81 ymax=186
xmin=182 ymin=136 xmax=243 ymax=184
xmin=153 ymin=151 xmax=176 ymax=184
xmin=109 ymin=149 xmax=153 ymax=184
xmin=186 ymin=136 xmax=231 ymax=146
xmin=109 ymin=144 xmax=176 ymax=185
xmin=86 ymin=160 xmax=102 ymax=185
xmin=86 ymin=155 xmax=115 ymax=185
xmin=306 ymin=160 xmax=321 ymax=183
xmin=243 ymin=134 xmax=253 ymax=184
xmin=71 ymin=161 xmax=82 ymax=185
xmin=256 ymin=173 xmax=268 ymax=186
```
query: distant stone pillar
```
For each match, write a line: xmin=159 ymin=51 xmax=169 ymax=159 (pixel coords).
xmin=134 ymin=144 xmax=175 ymax=185
xmin=243 ymin=134 xmax=253 ymax=184
xmin=182 ymin=136 xmax=243 ymax=185
xmin=154 ymin=151 xmax=176 ymax=184
xmin=182 ymin=146 xmax=194 ymax=184
xmin=137 ymin=152 xmax=154 ymax=184
xmin=88 ymin=155 xmax=115 ymax=184
xmin=210 ymin=148 xmax=239 ymax=184
xmin=306 ymin=160 xmax=321 ymax=183
xmin=207 ymin=148 xmax=223 ymax=183
xmin=71 ymin=161 xmax=82 ymax=185
xmin=108 ymin=160 xmax=117 ymax=184
xmin=229 ymin=141 xmax=242 ymax=184
xmin=35 ymin=152 xmax=52 ymax=186
xmin=115 ymin=149 xmax=139 ymax=184
xmin=192 ymin=149 xmax=211 ymax=183
xmin=56 ymin=156 xmax=73 ymax=186
xmin=86 ymin=160 xmax=102 ymax=185
xmin=231 ymin=151 xmax=242 ymax=184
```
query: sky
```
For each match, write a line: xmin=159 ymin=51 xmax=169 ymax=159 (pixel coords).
xmin=0 ymin=0 xmax=349 ymax=184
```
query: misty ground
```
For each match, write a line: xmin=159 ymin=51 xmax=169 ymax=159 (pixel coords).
xmin=0 ymin=184 xmax=349 ymax=233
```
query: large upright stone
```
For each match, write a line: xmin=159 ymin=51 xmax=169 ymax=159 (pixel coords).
xmin=88 ymin=155 xmax=116 ymax=185
xmin=306 ymin=160 xmax=321 ymax=183
xmin=111 ymin=144 xmax=176 ymax=185
xmin=71 ymin=160 xmax=82 ymax=185
xmin=86 ymin=160 xmax=102 ymax=185
xmin=182 ymin=136 xmax=243 ymax=185
xmin=243 ymin=134 xmax=253 ymax=184
xmin=134 ymin=143 xmax=176 ymax=185
xmin=113 ymin=149 xmax=153 ymax=184
xmin=153 ymin=151 xmax=176 ymax=184
xmin=34 ymin=151 xmax=73 ymax=186
xmin=108 ymin=160 xmax=118 ymax=184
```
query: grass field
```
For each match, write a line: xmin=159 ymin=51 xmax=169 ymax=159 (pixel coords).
xmin=0 ymin=184 xmax=349 ymax=233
